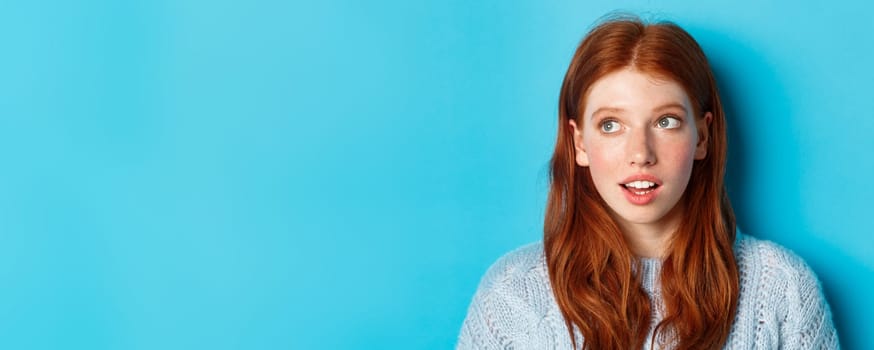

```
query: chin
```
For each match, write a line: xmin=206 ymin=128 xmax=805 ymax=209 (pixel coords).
xmin=613 ymin=207 xmax=674 ymax=226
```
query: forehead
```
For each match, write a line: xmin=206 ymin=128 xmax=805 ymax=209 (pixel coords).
xmin=582 ymin=68 xmax=692 ymax=117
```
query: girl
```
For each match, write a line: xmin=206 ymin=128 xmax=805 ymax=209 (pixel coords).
xmin=456 ymin=16 xmax=839 ymax=349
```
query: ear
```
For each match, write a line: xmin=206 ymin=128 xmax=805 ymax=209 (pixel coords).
xmin=694 ymin=112 xmax=712 ymax=160
xmin=568 ymin=119 xmax=589 ymax=167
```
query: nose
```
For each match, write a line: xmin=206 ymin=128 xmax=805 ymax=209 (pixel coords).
xmin=627 ymin=128 xmax=656 ymax=167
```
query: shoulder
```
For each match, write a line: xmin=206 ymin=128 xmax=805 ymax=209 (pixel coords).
xmin=467 ymin=240 xmax=553 ymax=318
xmin=456 ymin=241 xmax=554 ymax=348
xmin=733 ymin=231 xmax=839 ymax=347
xmin=475 ymin=241 xmax=547 ymax=295
xmin=734 ymin=232 xmax=821 ymax=287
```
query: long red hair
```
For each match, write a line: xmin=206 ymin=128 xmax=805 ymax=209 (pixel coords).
xmin=545 ymin=16 xmax=739 ymax=349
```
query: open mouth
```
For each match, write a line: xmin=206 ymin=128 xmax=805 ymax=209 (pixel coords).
xmin=621 ymin=180 xmax=660 ymax=195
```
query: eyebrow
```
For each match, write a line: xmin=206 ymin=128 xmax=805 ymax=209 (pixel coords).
xmin=590 ymin=103 xmax=688 ymax=119
xmin=652 ymin=103 xmax=688 ymax=114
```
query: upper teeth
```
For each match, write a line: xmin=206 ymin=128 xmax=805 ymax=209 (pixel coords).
xmin=625 ymin=180 xmax=655 ymax=189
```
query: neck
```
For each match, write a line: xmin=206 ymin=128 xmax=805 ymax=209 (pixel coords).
xmin=615 ymin=203 xmax=685 ymax=259
xmin=621 ymin=225 xmax=674 ymax=258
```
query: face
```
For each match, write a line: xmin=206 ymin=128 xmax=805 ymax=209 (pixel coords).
xmin=568 ymin=68 xmax=711 ymax=234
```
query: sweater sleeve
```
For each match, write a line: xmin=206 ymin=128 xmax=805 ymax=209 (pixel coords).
xmin=455 ymin=278 xmax=508 ymax=350
xmin=456 ymin=246 xmax=543 ymax=349
xmin=777 ymin=252 xmax=840 ymax=349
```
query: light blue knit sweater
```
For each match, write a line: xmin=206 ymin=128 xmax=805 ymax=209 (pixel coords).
xmin=456 ymin=232 xmax=839 ymax=349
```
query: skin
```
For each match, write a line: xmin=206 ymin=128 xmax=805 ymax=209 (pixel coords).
xmin=568 ymin=67 xmax=712 ymax=258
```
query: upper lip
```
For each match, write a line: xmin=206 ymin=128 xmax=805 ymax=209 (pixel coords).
xmin=619 ymin=174 xmax=662 ymax=186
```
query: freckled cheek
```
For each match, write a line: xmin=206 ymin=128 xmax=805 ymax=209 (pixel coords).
xmin=582 ymin=137 xmax=615 ymax=162
xmin=656 ymin=140 xmax=697 ymax=173
xmin=583 ymin=141 xmax=625 ymax=181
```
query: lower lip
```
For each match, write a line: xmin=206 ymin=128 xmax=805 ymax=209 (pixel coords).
xmin=621 ymin=185 xmax=660 ymax=205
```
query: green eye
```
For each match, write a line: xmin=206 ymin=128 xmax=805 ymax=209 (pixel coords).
xmin=657 ymin=116 xmax=681 ymax=129
xmin=600 ymin=120 xmax=620 ymax=133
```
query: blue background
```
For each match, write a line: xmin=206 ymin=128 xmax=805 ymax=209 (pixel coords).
xmin=1 ymin=0 xmax=871 ymax=349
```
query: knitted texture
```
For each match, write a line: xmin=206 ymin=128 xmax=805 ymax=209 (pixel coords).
xmin=456 ymin=233 xmax=839 ymax=349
